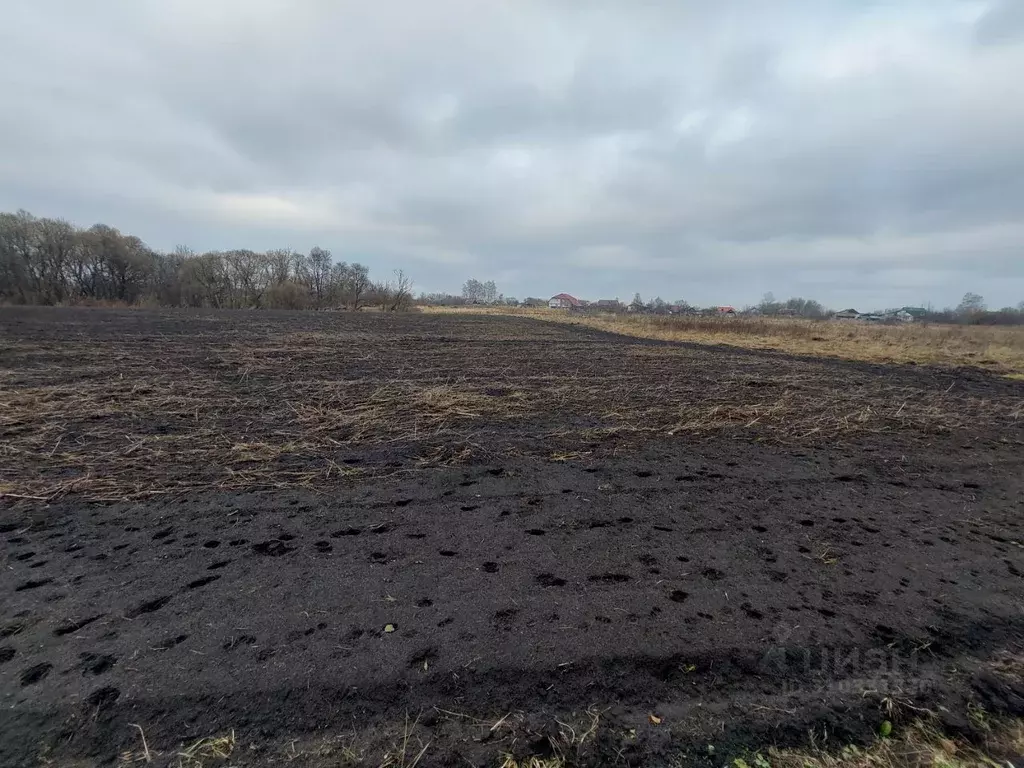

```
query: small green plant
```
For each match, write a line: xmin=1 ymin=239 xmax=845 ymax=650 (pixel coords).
xmin=733 ymin=753 xmax=772 ymax=768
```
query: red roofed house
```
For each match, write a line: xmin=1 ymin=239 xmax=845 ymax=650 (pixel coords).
xmin=548 ymin=293 xmax=581 ymax=309
xmin=717 ymin=305 xmax=737 ymax=315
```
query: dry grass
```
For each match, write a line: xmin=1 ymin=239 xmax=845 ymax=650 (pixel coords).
xmin=0 ymin=338 xmax=532 ymax=500
xmin=423 ymin=307 xmax=1024 ymax=376
xmin=176 ymin=731 xmax=236 ymax=768
xmin=375 ymin=715 xmax=431 ymax=768
xmin=266 ymin=713 xmax=1023 ymax=768
xmin=756 ymin=717 xmax=1024 ymax=768
xmin=116 ymin=728 xmax=236 ymax=768
xmin=109 ymin=709 xmax=1024 ymax=768
xmin=499 ymin=756 xmax=567 ymax=768
xmin=495 ymin=713 xmax=1024 ymax=768
xmin=2 ymin=311 xmax=1021 ymax=501
xmin=293 ymin=382 xmax=531 ymax=444
xmin=4 ymin=360 xmax=1015 ymax=502
xmin=443 ymin=707 xmax=602 ymax=768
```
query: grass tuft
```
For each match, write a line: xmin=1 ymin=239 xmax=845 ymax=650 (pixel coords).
xmin=176 ymin=731 xmax=235 ymax=768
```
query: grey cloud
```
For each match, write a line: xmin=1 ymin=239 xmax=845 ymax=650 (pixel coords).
xmin=975 ymin=0 xmax=1024 ymax=45
xmin=1 ymin=0 xmax=1023 ymax=309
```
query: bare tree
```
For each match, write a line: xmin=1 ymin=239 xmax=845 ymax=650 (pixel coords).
xmin=957 ymin=292 xmax=986 ymax=316
xmin=76 ymin=225 xmax=155 ymax=303
xmin=758 ymin=292 xmax=781 ymax=315
xmin=182 ymin=252 xmax=230 ymax=308
xmin=348 ymin=263 xmax=370 ymax=310
xmin=307 ymin=246 xmax=332 ymax=309
xmin=67 ymin=232 xmax=100 ymax=299
xmin=224 ymin=249 xmax=271 ymax=308
xmin=462 ymin=278 xmax=485 ymax=302
xmin=36 ymin=217 xmax=77 ymax=303
xmin=0 ymin=211 xmax=33 ymax=302
xmin=292 ymin=251 xmax=310 ymax=291
xmin=327 ymin=261 xmax=348 ymax=308
xmin=150 ymin=247 xmax=190 ymax=306
xmin=388 ymin=269 xmax=413 ymax=311
xmin=266 ymin=249 xmax=294 ymax=285
xmin=0 ymin=207 xmax=412 ymax=314
xmin=0 ymin=210 xmax=44 ymax=302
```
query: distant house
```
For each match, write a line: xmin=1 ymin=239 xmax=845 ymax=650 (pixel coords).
xmin=834 ymin=308 xmax=860 ymax=320
xmin=716 ymin=306 xmax=737 ymax=315
xmin=901 ymin=307 xmax=928 ymax=321
xmin=548 ymin=293 xmax=581 ymax=309
xmin=876 ymin=308 xmax=920 ymax=323
xmin=594 ymin=299 xmax=622 ymax=311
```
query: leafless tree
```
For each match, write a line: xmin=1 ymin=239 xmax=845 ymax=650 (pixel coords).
xmin=0 ymin=210 xmax=47 ymax=302
xmin=957 ymin=292 xmax=986 ymax=316
xmin=0 ymin=211 xmax=33 ymax=302
xmin=35 ymin=217 xmax=77 ymax=303
xmin=0 ymin=207 xmax=411 ymax=313
xmin=389 ymin=269 xmax=413 ymax=311
xmin=307 ymin=246 xmax=332 ymax=309
xmin=462 ymin=278 xmax=485 ymax=302
xmin=182 ymin=252 xmax=229 ymax=308
xmin=224 ymin=249 xmax=271 ymax=308
xmin=348 ymin=263 xmax=371 ymax=310
xmin=266 ymin=249 xmax=294 ymax=285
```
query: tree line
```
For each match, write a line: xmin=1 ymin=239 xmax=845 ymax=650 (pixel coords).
xmin=2 ymin=209 xmax=1021 ymax=323
xmin=425 ymin=282 xmax=1024 ymax=326
xmin=0 ymin=209 xmax=412 ymax=310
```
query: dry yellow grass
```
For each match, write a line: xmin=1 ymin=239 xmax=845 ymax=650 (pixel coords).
xmin=116 ymin=728 xmax=236 ymax=768
xmin=755 ymin=717 xmax=1024 ymax=768
xmin=110 ymin=709 xmax=1024 ymax=768
xmin=276 ymin=714 xmax=1024 ymax=768
xmin=499 ymin=715 xmax=1024 ymax=768
xmin=422 ymin=307 xmax=1024 ymax=376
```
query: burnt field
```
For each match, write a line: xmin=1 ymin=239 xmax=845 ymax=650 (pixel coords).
xmin=2 ymin=307 xmax=1024 ymax=767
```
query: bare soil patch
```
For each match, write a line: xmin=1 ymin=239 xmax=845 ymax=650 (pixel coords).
xmin=1 ymin=307 xmax=1023 ymax=767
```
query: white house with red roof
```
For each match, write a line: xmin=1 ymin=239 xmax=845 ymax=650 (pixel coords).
xmin=548 ymin=293 xmax=581 ymax=309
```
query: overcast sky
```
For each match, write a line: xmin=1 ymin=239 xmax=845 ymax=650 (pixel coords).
xmin=3 ymin=1 xmax=1024 ymax=309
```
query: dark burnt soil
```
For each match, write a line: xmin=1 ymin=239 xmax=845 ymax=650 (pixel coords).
xmin=1 ymin=308 xmax=1024 ymax=767
xmin=1 ymin=307 xmax=1022 ymax=500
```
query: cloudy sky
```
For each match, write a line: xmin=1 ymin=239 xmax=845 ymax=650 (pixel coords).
xmin=2 ymin=1 xmax=1024 ymax=309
